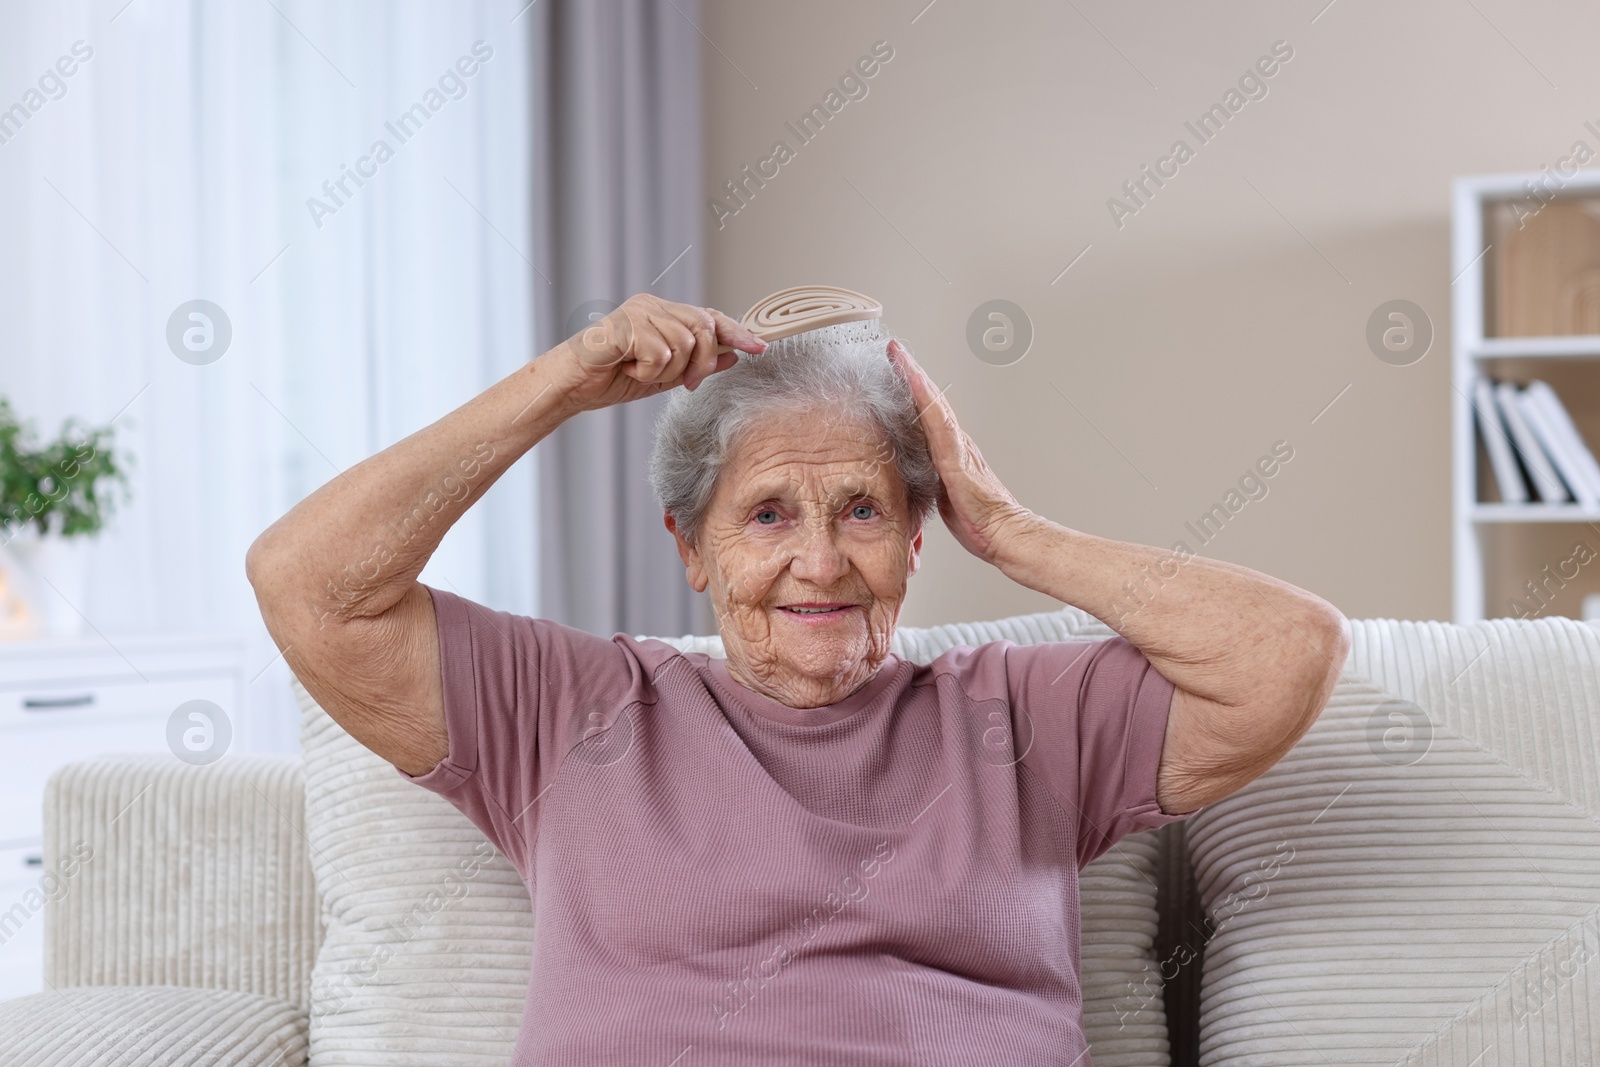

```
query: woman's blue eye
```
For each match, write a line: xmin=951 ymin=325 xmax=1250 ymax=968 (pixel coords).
xmin=851 ymin=504 xmax=875 ymax=520
xmin=755 ymin=510 xmax=779 ymax=525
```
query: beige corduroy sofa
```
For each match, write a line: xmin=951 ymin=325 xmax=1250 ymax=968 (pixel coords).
xmin=0 ymin=605 xmax=1596 ymax=1066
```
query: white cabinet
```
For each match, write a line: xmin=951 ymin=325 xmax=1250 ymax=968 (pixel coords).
xmin=0 ymin=635 xmax=246 ymax=1000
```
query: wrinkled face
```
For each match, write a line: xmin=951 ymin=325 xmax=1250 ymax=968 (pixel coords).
xmin=667 ymin=410 xmax=923 ymax=709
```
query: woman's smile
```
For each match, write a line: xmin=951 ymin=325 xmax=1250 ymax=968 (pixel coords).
xmin=774 ymin=601 xmax=860 ymax=623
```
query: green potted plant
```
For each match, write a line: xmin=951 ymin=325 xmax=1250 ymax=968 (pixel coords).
xmin=0 ymin=398 xmax=130 ymax=638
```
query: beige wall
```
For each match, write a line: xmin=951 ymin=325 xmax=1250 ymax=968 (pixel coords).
xmin=699 ymin=0 xmax=1600 ymax=626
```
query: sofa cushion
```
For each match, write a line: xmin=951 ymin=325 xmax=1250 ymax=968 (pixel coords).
xmin=1186 ymin=616 xmax=1600 ymax=1065
xmin=295 ymin=681 xmax=534 ymax=1066
xmin=293 ymin=603 xmax=1178 ymax=1064
xmin=0 ymin=984 xmax=306 ymax=1066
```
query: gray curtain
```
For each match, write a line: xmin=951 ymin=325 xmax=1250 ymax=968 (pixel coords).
xmin=527 ymin=0 xmax=711 ymax=639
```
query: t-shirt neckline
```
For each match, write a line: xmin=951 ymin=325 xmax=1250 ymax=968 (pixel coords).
xmin=705 ymin=653 xmax=904 ymax=727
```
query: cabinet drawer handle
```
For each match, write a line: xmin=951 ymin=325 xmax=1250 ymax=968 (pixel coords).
xmin=22 ymin=693 xmax=95 ymax=709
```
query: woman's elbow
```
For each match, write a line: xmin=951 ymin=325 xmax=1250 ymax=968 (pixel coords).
xmin=1304 ymin=605 xmax=1351 ymax=702
xmin=246 ymin=528 xmax=325 ymax=632
xmin=1243 ymin=604 xmax=1349 ymax=748
xmin=244 ymin=530 xmax=276 ymax=590
xmin=1278 ymin=604 xmax=1350 ymax=740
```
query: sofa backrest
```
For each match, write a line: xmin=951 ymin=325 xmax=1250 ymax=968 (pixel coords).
xmin=1184 ymin=615 xmax=1600 ymax=1065
xmin=43 ymin=753 xmax=321 ymax=1011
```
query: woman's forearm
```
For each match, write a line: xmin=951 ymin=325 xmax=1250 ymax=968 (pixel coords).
xmin=993 ymin=514 xmax=1347 ymax=711
xmin=246 ymin=347 xmax=581 ymax=629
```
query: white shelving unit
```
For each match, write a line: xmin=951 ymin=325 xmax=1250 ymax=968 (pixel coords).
xmin=1452 ymin=171 xmax=1600 ymax=623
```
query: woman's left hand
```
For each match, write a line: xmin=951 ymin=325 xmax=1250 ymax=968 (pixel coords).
xmin=888 ymin=339 xmax=1037 ymax=565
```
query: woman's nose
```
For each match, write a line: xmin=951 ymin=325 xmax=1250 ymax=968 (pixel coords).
xmin=788 ymin=515 xmax=849 ymax=587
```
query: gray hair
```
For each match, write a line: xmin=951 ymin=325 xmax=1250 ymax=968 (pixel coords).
xmin=648 ymin=321 xmax=940 ymax=544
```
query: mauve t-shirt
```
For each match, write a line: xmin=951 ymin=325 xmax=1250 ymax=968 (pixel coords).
xmin=398 ymin=584 xmax=1186 ymax=1065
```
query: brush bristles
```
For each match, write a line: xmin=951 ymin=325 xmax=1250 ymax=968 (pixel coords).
xmin=749 ymin=317 xmax=889 ymax=360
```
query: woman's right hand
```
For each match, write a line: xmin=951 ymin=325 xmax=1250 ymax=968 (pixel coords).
xmin=549 ymin=293 xmax=767 ymax=412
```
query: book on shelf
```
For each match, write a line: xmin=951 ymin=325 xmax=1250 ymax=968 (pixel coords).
xmin=1472 ymin=374 xmax=1528 ymax=504
xmin=1474 ymin=376 xmax=1600 ymax=507
xmin=1526 ymin=380 xmax=1600 ymax=500
xmin=1514 ymin=384 xmax=1599 ymax=506
xmin=1492 ymin=380 xmax=1569 ymax=502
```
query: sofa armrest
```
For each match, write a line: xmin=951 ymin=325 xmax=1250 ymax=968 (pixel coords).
xmin=41 ymin=754 xmax=322 ymax=1011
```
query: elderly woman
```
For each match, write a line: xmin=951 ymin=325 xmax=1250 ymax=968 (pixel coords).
xmin=246 ymin=293 xmax=1348 ymax=1065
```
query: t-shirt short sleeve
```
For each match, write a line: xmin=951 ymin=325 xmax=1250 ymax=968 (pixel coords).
xmin=1007 ymin=637 xmax=1186 ymax=868
xmin=394 ymin=584 xmax=648 ymax=868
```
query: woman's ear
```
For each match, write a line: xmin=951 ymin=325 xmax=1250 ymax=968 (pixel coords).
xmin=907 ymin=518 xmax=925 ymax=578
xmin=663 ymin=512 xmax=709 ymax=593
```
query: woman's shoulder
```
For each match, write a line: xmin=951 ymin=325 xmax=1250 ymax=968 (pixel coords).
xmin=425 ymin=588 xmax=691 ymax=701
xmin=612 ymin=634 xmax=722 ymax=690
